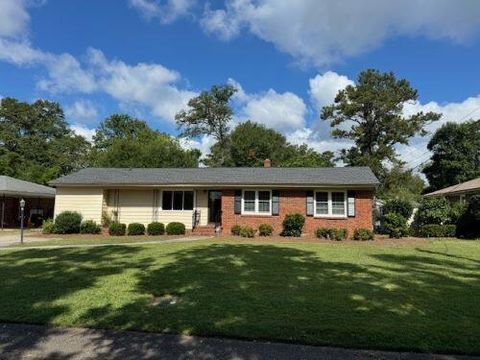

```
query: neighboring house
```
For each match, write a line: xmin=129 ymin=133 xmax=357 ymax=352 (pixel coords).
xmin=0 ymin=176 xmax=55 ymax=228
xmin=424 ymin=177 xmax=480 ymax=203
xmin=49 ymin=162 xmax=379 ymax=236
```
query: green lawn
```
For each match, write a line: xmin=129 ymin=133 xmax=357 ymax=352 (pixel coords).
xmin=0 ymin=239 xmax=479 ymax=354
xmin=16 ymin=235 xmax=183 ymax=247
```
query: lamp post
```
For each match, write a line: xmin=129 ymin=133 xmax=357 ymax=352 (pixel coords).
xmin=20 ymin=198 xmax=25 ymax=244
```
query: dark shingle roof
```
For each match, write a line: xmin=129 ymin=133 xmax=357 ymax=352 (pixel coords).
xmin=49 ymin=167 xmax=379 ymax=187
xmin=0 ymin=176 xmax=55 ymax=198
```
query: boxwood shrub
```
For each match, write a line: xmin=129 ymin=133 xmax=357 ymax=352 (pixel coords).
xmin=231 ymin=224 xmax=242 ymax=236
xmin=127 ymin=222 xmax=145 ymax=236
xmin=353 ymin=228 xmax=374 ymax=241
xmin=109 ymin=222 xmax=126 ymax=236
xmin=281 ymin=213 xmax=305 ymax=237
xmin=147 ymin=222 xmax=165 ymax=236
xmin=316 ymin=227 xmax=348 ymax=241
xmin=416 ymin=224 xmax=456 ymax=238
xmin=315 ymin=227 xmax=333 ymax=239
xmin=80 ymin=220 xmax=101 ymax=234
xmin=258 ymin=224 xmax=273 ymax=236
xmin=54 ymin=211 xmax=82 ymax=234
xmin=240 ymin=226 xmax=255 ymax=238
xmin=166 ymin=222 xmax=186 ymax=235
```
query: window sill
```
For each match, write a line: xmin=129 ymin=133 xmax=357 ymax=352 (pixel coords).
xmin=313 ymin=215 xmax=349 ymax=220
xmin=240 ymin=213 xmax=273 ymax=217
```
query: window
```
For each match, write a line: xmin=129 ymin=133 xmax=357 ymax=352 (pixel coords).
xmin=314 ymin=191 xmax=346 ymax=217
xmin=162 ymin=191 xmax=194 ymax=211
xmin=242 ymin=190 xmax=271 ymax=214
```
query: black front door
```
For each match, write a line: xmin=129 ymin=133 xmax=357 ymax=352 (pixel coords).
xmin=208 ymin=191 xmax=222 ymax=224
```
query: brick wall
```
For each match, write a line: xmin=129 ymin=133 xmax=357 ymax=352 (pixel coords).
xmin=221 ymin=189 xmax=374 ymax=237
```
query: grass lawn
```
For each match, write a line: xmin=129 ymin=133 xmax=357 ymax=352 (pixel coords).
xmin=0 ymin=239 xmax=479 ymax=354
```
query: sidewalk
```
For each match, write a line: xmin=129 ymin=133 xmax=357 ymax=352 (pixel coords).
xmin=0 ymin=323 xmax=476 ymax=360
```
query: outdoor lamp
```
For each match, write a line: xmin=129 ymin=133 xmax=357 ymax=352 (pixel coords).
xmin=20 ymin=198 xmax=25 ymax=244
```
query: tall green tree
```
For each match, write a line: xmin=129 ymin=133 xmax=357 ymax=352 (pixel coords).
xmin=423 ymin=120 xmax=480 ymax=192
xmin=90 ymin=114 xmax=200 ymax=168
xmin=175 ymin=84 xmax=236 ymax=166
xmin=0 ymin=97 xmax=90 ymax=184
xmin=205 ymin=120 xmax=334 ymax=167
xmin=380 ymin=166 xmax=425 ymax=203
xmin=321 ymin=69 xmax=441 ymax=180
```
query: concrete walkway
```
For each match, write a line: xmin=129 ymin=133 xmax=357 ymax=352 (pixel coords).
xmin=0 ymin=230 xmax=46 ymax=248
xmin=0 ymin=323 xmax=476 ymax=360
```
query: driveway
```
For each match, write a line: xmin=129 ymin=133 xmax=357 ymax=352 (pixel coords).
xmin=0 ymin=323 xmax=476 ymax=360
xmin=0 ymin=230 xmax=46 ymax=247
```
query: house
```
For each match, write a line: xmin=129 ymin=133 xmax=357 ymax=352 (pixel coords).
xmin=0 ymin=176 xmax=55 ymax=228
xmin=49 ymin=162 xmax=379 ymax=236
xmin=424 ymin=177 xmax=480 ymax=203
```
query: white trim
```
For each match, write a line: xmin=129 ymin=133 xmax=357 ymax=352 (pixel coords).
xmin=241 ymin=189 xmax=272 ymax=215
xmin=314 ymin=190 xmax=347 ymax=218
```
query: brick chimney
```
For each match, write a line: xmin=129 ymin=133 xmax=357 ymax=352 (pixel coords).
xmin=263 ymin=159 xmax=271 ymax=168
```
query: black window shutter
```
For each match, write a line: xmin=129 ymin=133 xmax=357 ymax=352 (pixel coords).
xmin=272 ymin=190 xmax=280 ymax=215
xmin=347 ymin=191 xmax=356 ymax=217
xmin=306 ymin=190 xmax=314 ymax=216
xmin=234 ymin=190 xmax=242 ymax=214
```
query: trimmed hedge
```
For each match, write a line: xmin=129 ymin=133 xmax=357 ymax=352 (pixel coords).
xmin=54 ymin=211 xmax=82 ymax=234
xmin=109 ymin=222 xmax=126 ymax=236
xmin=231 ymin=225 xmax=242 ymax=236
xmin=166 ymin=222 xmax=186 ymax=235
xmin=258 ymin=224 xmax=273 ymax=236
xmin=416 ymin=224 xmax=456 ymax=238
xmin=147 ymin=222 xmax=165 ymax=236
xmin=353 ymin=228 xmax=374 ymax=241
xmin=281 ymin=213 xmax=305 ymax=237
xmin=127 ymin=223 xmax=145 ymax=236
xmin=80 ymin=220 xmax=101 ymax=234
xmin=383 ymin=213 xmax=409 ymax=238
xmin=315 ymin=227 xmax=348 ymax=241
xmin=240 ymin=226 xmax=255 ymax=238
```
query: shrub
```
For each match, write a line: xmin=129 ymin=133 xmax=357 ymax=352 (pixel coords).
xmin=315 ymin=227 xmax=348 ymax=241
xmin=383 ymin=213 xmax=409 ymax=238
xmin=258 ymin=224 xmax=273 ymax=236
xmin=101 ymin=210 xmax=112 ymax=227
xmin=456 ymin=195 xmax=480 ymax=239
xmin=316 ymin=227 xmax=332 ymax=239
xmin=109 ymin=222 xmax=126 ymax=236
xmin=383 ymin=199 xmax=413 ymax=219
xmin=147 ymin=222 xmax=165 ymax=235
xmin=332 ymin=228 xmax=348 ymax=241
xmin=127 ymin=222 xmax=145 ymax=236
xmin=416 ymin=224 xmax=456 ymax=238
xmin=231 ymin=224 xmax=242 ymax=236
xmin=42 ymin=218 xmax=55 ymax=234
xmin=414 ymin=197 xmax=451 ymax=226
xmin=281 ymin=213 xmax=305 ymax=237
xmin=166 ymin=222 xmax=186 ymax=235
xmin=80 ymin=220 xmax=101 ymax=234
xmin=449 ymin=202 xmax=467 ymax=224
xmin=54 ymin=211 xmax=82 ymax=234
xmin=240 ymin=226 xmax=255 ymax=238
xmin=353 ymin=228 xmax=374 ymax=241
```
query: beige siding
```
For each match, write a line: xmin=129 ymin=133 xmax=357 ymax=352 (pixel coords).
xmin=196 ymin=190 xmax=208 ymax=226
xmin=117 ymin=189 xmax=154 ymax=225
xmin=54 ymin=187 xmax=103 ymax=223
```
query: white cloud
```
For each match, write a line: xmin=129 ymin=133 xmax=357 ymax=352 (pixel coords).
xmin=179 ymin=134 xmax=216 ymax=159
xmin=200 ymin=0 xmax=480 ymax=66
xmin=129 ymin=0 xmax=195 ymax=24
xmin=0 ymin=0 xmax=29 ymax=38
xmin=70 ymin=123 xmax=96 ymax=142
xmin=65 ymin=100 xmax=98 ymax=122
xmin=309 ymin=71 xmax=354 ymax=111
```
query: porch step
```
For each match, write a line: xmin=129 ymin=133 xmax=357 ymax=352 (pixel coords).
xmin=191 ymin=225 xmax=218 ymax=235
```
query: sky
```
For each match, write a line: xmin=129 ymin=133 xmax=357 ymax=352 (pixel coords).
xmin=1 ymin=0 xmax=480 ymax=172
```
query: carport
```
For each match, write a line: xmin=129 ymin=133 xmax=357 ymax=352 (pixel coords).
xmin=0 ymin=176 xmax=55 ymax=229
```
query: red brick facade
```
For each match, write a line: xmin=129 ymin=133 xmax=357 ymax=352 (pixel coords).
xmin=221 ymin=189 xmax=374 ymax=237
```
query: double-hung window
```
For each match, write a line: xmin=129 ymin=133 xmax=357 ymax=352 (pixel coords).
xmin=162 ymin=191 xmax=194 ymax=211
xmin=314 ymin=191 xmax=346 ymax=217
xmin=242 ymin=190 xmax=271 ymax=214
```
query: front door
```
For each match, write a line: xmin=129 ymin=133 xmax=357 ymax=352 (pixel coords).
xmin=208 ymin=190 xmax=222 ymax=224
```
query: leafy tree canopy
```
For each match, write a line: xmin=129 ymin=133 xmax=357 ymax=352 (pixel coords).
xmin=423 ymin=120 xmax=480 ymax=192
xmin=321 ymin=69 xmax=441 ymax=180
xmin=0 ymin=97 xmax=90 ymax=184
xmin=379 ymin=165 xmax=425 ymax=203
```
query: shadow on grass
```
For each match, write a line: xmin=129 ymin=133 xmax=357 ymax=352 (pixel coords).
xmin=1 ymin=243 xmax=479 ymax=357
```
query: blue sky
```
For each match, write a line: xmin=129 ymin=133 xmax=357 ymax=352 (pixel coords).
xmin=1 ymin=0 xmax=480 ymax=168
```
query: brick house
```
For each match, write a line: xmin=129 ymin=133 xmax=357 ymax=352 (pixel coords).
xmin=49 ymin=163 xmax=379 ymax=236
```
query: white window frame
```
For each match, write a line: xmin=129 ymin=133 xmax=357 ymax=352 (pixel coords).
xmin=160 ymin=190 xmax=195 ymax=211
xmin=241 ymin=189 xmax=272 ymax=215
xmin=314 ymin=190 xmax=347 ymax=218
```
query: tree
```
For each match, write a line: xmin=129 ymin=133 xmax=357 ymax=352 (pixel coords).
xmin=0 ymin=97 xmax=90 ymax=184
xmin=380 ymin=165 xmax=425 ymax=203
xmin=90 ymin=114 xmax=200 ymax=168
xmin=423 ymin=120 xmax=480 ymax=192
xmin=204 ymin=120 xmax=334 ymax=168
xmin=321 ymin=69 xmax=441 ymax=180
xmin=175 ymin=84 xmax=237 ymax=166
